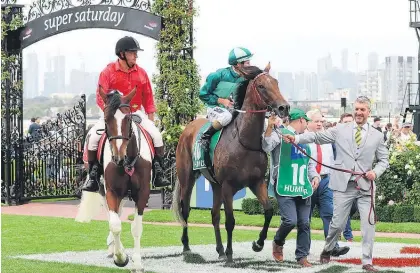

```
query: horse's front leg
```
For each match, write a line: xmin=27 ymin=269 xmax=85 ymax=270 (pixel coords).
xmin=250 ymin=180 xmax=274 ymax=252
xmin=131 ymin=180 xmax=150 ymax=273
xmin=222 ymin=184 xmax=237 ymax=264
xmin=107 ymin=191 xmax=129 ymax=267
xmin=106 ymin=198 xmax=126 ymax=258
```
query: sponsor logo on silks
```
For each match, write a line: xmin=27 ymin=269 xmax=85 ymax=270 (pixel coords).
xmin=132 ymin=104 xmax=138 ymax=109
xmin=22 ymin=28 xmax=32 ymax=40
xmin=144 ymin=21 xmax=158 ymax=30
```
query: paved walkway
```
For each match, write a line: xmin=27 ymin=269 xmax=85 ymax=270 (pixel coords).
xmin=2 ymin=202 xmax=420 ymax=239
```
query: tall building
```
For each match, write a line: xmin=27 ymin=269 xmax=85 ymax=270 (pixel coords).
xmin=294 ymin=72 xmax=307 ymax=100
xmin=357 ymin=70 xmax=383 ymax=102
xmin=341 ymin=49 xmax=348 ymax=72
xmin=277 ymin=72 xmax=294 ymax=101
xmin=307 ymin=72 xmax=318 ymax=100
xmin=23 ymin=52 xmax=39 ymax=98
xmin=384 ymin=56 xmax=418 ymax=113
xmin=53 ymin=55 xmax=66 ymax=93
xmin=368 ymin=52 xmax=379 ymax=71
xmin=317 ymin=54 xmax=333 ymax=99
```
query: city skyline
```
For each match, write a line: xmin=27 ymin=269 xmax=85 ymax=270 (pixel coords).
xmin=17 ymin=0 xmax=417 ymax=94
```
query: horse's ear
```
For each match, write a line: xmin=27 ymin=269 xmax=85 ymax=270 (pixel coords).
xmin=122 ymin=86 xmax=137 ymax=103
xmin=264 ymin=61 xmax=271 ymax=73
xmin=98 ymin=85 xmax=107 ymax=103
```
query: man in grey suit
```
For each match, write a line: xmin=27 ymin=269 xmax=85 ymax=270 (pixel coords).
xmin=282 ymin=96 xmax=389 ymax=272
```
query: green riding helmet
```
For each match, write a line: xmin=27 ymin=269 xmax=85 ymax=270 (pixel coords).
xmin=228 ymin=47 xmax=253 ymax=65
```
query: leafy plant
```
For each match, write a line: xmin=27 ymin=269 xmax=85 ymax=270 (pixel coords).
xmin=1 ymin=4 xmax=24 ymax=117
xmin=151 ymin=0 xmax=203 ymax=152
xmin=376 ymin=139 xmax=420 ymax=206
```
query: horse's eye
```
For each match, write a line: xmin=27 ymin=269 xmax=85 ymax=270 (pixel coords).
xmin=258 ymin=85 xmax=265 ymax=89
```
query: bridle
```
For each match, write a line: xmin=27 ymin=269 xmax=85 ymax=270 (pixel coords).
xmin=235 ymin=72 xmax=278 ymax=151
xmin=100 ymin=91 xmax=137 ymax=167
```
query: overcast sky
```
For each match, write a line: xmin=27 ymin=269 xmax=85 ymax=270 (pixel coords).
xmin=19 ymin=0 xmax=418 ymax=90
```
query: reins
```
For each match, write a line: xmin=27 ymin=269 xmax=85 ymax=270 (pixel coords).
xmin=273 ymin=128 xmax=376 ymax=225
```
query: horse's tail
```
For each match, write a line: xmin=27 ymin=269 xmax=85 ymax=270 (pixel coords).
xmin=171 ymin=177 xmax=187 ymax=227
xmin=75 ymin=190 xmax=104 ymax=223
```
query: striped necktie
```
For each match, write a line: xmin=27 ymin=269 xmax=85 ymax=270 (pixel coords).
xmin=355 ymin=126 xmax=362 ymax=146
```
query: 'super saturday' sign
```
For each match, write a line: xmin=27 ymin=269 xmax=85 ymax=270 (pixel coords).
xmin=20 ymin=5 xmax=162 ymax=48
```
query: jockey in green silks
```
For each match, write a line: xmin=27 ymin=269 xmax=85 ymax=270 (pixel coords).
xmin=198 ymin=47 xmax=253 ymax=152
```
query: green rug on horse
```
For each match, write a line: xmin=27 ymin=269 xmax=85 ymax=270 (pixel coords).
xmin=192 ymin=122 xmax=222 ymax=170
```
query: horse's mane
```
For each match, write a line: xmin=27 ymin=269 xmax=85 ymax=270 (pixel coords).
xmin=104 ymin=91 xmax=122 ymax=119
xmin=235 ymin=66 xmax=263 ymax=109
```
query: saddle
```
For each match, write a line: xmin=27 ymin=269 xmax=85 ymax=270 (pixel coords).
xmin=192 ymin=121 xmax=224 ymax=183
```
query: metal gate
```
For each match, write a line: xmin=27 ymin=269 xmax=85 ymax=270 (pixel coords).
xmin=20 ymin=96 xmax=87 ymax=202
xmin=1 ymin=94 xmax=87 ymax=204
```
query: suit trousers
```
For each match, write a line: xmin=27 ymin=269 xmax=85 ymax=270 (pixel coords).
xmin=324 ymin=181 xmax=375 ymax=265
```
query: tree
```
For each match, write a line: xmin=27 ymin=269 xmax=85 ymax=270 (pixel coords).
xmin=1 ymin=3 xmax=24 ymax=116
xmin=151 ymin=0 xmax=203 ymax=153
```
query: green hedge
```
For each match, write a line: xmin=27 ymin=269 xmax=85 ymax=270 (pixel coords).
xmin=241 ymin=198 xmax=420 ymax=223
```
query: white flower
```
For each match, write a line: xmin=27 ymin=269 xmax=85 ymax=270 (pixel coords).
xmin=388 ymin=200 xmax=395 ymax=206
xmin=409 ymin=160 xmax=414 ymax=164
xmin=407 ymin=170 xmax=412 ymax=176
xmin=405 ymin=164 xmax=410 ymax=169
xmin=416 ymin=154 xmax=420 ymax=159
xmin=378 ymin=195 xmax=384 ymax=201
xmin=393 ymin=175 xmax=398 ymax=179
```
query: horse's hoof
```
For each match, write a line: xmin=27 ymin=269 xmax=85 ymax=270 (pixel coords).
xmin=225 ymin=257 xmax=234 ymax=265
xmin=183 ymin=246 xmax=191 ymax=254
xmin=218 ymin=253 xmax=227 ymax=260
xmin=114 ymin=255 xmax=130 ymax=267
xmin=252 ymin=240 xmax=264 ymax=252
xmin=107 ymin=253 xmax=113 ymax=258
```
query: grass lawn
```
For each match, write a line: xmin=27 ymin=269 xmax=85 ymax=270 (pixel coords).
xmin=2 ymin=215 xmax=417 ymax=273
xmin=136 ymin=209 xmax=420 ymax=234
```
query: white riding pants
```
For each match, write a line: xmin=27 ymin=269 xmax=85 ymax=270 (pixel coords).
xmin=87 ymin=110 xmax=163 ymax=150
xmin=206 ymin=107 xmax=232 ymax=127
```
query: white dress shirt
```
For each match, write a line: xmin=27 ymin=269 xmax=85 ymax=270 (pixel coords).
xmin=307 ymin=139 xmax=334 ymax=176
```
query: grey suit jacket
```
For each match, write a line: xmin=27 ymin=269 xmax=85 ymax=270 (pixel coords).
xmin=295 ymin=122 xmax=389 ymax=193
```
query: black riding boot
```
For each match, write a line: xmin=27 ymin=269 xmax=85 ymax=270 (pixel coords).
xmin=199 ymin=125 xmax=218 ymax=153
xmin=153 ymin=146 xmax=171 ymax=188
xmin=81 ymin=150 xmax=100 ymax=192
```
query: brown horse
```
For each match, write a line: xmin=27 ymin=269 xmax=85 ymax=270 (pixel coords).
xmin=76 ymin=87 xmax=152 ymax=273
xmin=172 ymin=65 xmax=289 ymax=263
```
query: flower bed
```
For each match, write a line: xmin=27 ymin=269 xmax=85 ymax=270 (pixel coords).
xmin=400 ymin=247 xmax=420 ymax=254
xmin=336 ymin=257 xmax=420 ymax=267
xmin=241 ymin=197 xmax=420 ymax=223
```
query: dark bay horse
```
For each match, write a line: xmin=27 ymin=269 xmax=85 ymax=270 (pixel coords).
xmin=76 ymin=87 xmax=152 ymax=273
xmin=173 ymin=66 xmax=289 ymax=263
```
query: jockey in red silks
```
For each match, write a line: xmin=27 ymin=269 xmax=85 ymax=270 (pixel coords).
xmin=81 ymin=36 xmax=171 ymax=192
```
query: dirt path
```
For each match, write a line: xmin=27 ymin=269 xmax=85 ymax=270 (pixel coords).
xmin=2 ymin=202 xmax=420 ymax=239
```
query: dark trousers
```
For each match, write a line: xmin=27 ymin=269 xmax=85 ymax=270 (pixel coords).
xmin=274 ymin=195 xmax=311 ymax=260
xmin=310 ymin=175 xmax=333 ymax=238
xmin=309 ymin=175 xmax=339 ymax=248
